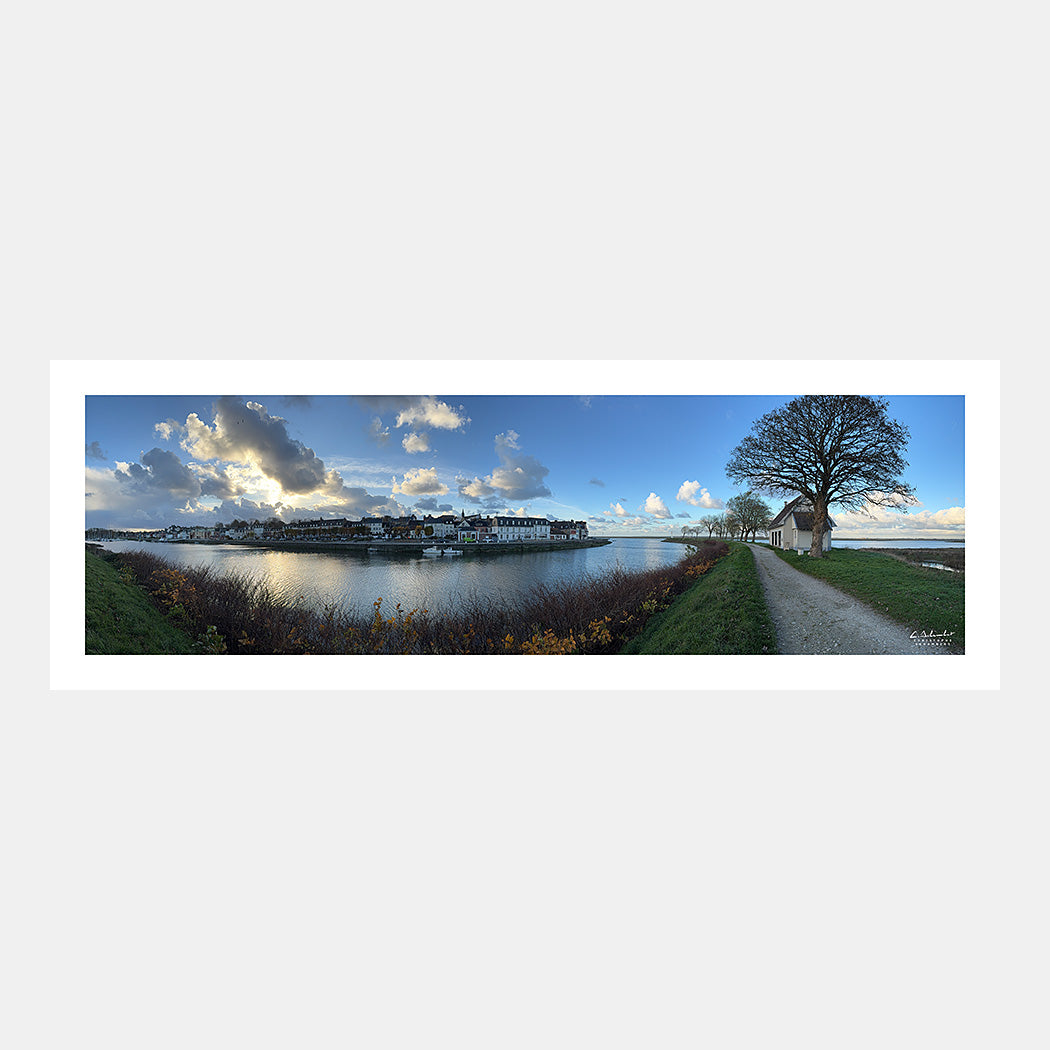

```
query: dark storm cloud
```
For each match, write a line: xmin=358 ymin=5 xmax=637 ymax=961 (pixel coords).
xmin=112 ymin=448 xmax=243 ymax=507
xmin=116 ymin=447 xmax=202 ymax=499
xmin=455 ymin=490 xmax=508 ymax=509
xmin=413 ymin=498 xmax=455 ymax=512
xmin=180 ymin=397 xmax=344 ymax=497
xmin=213 ymin=498 xmax=284 ymax=521
xmin=192 ymin=463 xmax=247 ymax=500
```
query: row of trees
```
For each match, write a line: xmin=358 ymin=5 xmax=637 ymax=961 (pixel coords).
xmin=681 ymin=491 xmax=773 ymax=543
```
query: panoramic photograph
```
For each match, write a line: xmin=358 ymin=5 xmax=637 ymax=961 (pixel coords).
xmin=84 ymin=391 xmax=965 ymax=656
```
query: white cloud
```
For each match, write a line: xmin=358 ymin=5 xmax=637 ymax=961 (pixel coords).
xmin=89 ymin=399 xmax=414 ymax=529
xmin=676 ymin=480 xmax=723 ymax=508
xmin=833 ymin=503 xmax=966 ymax=535
xmin=391 ymin=467 xmax=449 ymax=496
xmin=402 ymin=432 xmax=430 ymax=454
xmin=591 ymin=514 xmax=661 ymax=531
xmin=395 ymin=396 xmax=470 ymax=432
xmin=643 ymin=492 xmax=671 ymax=518
xmin=610 ymin=502 xmax=630 ymax=517
xmin=457 ymin=475 xmax=497 ymax=500
xmin=926 ymin=506 xmax=965 ymax=526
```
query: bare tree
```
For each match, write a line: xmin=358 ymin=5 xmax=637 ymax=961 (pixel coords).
xmin=726 ymin=491 xmax=772 ymax=543
xmin=726 ymin=395 xmax=916 ymax=558
xmin=698 ymin=514 xmax=720 ymax=537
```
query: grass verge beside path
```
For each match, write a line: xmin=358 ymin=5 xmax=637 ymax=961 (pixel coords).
xmin=86 ymin=548 xmax=197 ymax=654
xmin=764 ymin=545 xmax=965 ymax=651
xmin=620 ymin=543 xmax=777 ymax=654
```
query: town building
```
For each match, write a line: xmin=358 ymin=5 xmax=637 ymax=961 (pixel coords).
xmin=89 ymin=511 xmax=592 ymax=545
xmin=484 ymin=516 xmax=552 ymax=542
xmin=549 ymin=519 xmax=588 ymax=540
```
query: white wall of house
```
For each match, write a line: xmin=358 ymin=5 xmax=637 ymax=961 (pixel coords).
xmin=426 ymin=520 xmax=456 ymax=538
xmin=790 ymin=522 xmax=831 ymax=551
xmin=770 ymin=511 xmax=831 ymax=551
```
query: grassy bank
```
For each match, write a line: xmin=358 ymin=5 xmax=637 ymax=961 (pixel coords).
xmin=765 ymin=545 xmax=965 ymax=650
xmin=86 ymin=548 xmax=198 ymax=654
xmin=861 ymin=546 xmax=965 ymax=573
xmin=97 ymin=540 xmax=734 ymax=655
xmin=621 ymin=542 xmax=777 ymax=654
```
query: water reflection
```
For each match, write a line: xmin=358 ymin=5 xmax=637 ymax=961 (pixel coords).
xmin=94 ymin=539 xmax=688 ymax=618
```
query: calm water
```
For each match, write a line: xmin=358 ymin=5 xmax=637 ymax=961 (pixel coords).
xmin=93 ymin=538 xmax=689 ymax=618
xmin=830 ymin=539 xmax=965 ymax=550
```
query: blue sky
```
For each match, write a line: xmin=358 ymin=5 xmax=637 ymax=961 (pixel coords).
xmin=85 ymin=393 xmax=965 ymax=537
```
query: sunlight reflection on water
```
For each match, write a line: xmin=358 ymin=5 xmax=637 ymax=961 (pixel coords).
xmin=96 ymin=539 xmax=688 ymax=618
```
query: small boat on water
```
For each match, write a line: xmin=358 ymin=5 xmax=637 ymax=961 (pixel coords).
xmin=422 ymin=546 xmax=463 ymax=556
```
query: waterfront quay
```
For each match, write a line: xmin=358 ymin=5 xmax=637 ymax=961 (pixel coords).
xmin=165 ymin=537 xmax=611 ymax=557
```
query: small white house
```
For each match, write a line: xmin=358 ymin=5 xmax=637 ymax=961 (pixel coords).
xmin=768 ymin=496 xmax=834 ymax=552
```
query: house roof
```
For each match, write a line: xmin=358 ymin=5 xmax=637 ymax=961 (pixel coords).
xmin=769 ymin=496 xmax=835 ymax=530
xmin=791 ymin=510 xmax=834 ymax=530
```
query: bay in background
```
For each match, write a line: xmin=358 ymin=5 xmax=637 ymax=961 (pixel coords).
xmin=92 ymin=537 xmax=687 ymax=619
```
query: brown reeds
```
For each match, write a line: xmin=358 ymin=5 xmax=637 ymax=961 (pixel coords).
xmin=113 ymin=539 xmax=730 ymax=655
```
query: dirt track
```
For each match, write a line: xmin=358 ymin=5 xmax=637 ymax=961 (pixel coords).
xmin=745 ymin=544 xmax=953 ymax=655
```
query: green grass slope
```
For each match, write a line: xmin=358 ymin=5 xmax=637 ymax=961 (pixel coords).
xmin=85 ymin=549 xmax=198 ymax=654
xmin=620 ymin=543 xmax=777 ymax=654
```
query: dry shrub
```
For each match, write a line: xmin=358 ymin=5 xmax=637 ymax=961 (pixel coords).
xmin=114 ymin=542 xmax=731 ymax=655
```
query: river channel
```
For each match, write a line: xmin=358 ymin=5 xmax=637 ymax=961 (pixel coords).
xmin=94 ymin=538 xmax=690 ymax=619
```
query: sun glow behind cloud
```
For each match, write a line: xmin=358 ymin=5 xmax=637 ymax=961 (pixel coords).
xmin=84 ymin=376 xmax=970 ymax=541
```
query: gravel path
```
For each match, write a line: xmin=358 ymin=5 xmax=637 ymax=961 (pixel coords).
xmin=744 ymin=543 xmax=952 ymax=655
